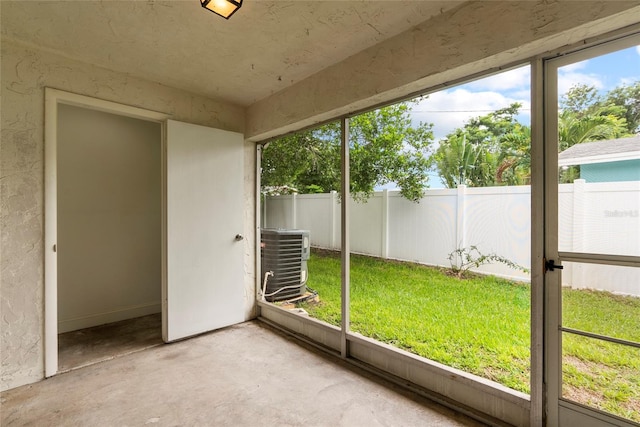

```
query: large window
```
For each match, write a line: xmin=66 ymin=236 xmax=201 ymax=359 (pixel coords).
xmin=258 ymin=31 xmax=640 ymax=425
xmin=261 ymin=66 xmax=535 ymax=393
xmin=346 ymin=66 xmax=533 ymax=393
xmin=260 ymin=121 xmax=343 ymax=325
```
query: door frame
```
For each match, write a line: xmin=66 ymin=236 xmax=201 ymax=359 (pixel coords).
xmin=542 ymin=33 xmax=640 ymax=426
xmin=44 ymin=88 xmax=169 ymax=377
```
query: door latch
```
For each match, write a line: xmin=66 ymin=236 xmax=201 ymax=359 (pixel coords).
xmin=544 ymin=259 xmax=564 ymax=272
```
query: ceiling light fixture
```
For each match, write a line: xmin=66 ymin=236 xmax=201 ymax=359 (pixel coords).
xmin=200 ymin=0 xmax=242 ymax=19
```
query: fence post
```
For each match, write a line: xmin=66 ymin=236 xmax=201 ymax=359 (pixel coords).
xmin=572 ymin=179 xmax=586 ymax=252
xmin=571 ymin=179 xmax=586 ymax=288
xmin=291 ymin=193 xmax=297 ymax=229
xmin=262 ymin=193 xmax=267 ymax=228
xmin=456 ymin=184 xmax=467 ymax=251
xmin=330 ymin=191 xmax=337 ymax=249
xmin=382 ymin=189 xmax=389 ymax=258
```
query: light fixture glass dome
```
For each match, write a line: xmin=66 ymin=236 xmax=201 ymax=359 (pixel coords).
xmin=200 ymin=0 xmax=242 ymax=19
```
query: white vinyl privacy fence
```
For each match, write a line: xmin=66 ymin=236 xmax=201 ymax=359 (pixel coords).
xmin=263 ymin=180 xmax=640 ymax=296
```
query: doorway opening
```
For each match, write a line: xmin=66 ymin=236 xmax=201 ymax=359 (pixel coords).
xmin=44 ymin=90 xmax=170 ymax=375
xmin=544 ymin=34 xmax=640 ymax=425
xmin=55 ymin=102 xmax=164 ymax=371
xmin=45 ymin=89 xmax=248 ymax=376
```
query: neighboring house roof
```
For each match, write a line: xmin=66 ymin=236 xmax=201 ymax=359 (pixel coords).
xmin=558 ymin=135 xmax=640 ymax=167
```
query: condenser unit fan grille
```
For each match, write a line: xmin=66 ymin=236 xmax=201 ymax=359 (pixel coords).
xmin=261 ymin=229 xmax=309 ymax=301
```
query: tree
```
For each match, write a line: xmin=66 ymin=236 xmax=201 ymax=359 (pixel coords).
xmin=559 ymin=83 xmax=638 ymax=145
xmin=261 ymin=102 xmax=434 ymax=202
xmin=437 ymin=82 xmax=639 ymax=188
xmin=558 ymin=108 xmax=629 ymax=151
xmin=496 ymin=124 xmax=531 ymax=185
xmin=261 ymin=124 xmax=340 ymax=196
xmin=602 ymin=82 xmax=640 ymax=134
xmin=433 ymin=133 xmax=497 ymax=188
xmin=434 ymin=103 xmax=525 ymax=188
xmin=559 ymin=84 xmax=600 ymax=117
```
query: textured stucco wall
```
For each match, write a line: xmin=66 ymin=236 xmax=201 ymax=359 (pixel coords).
xmin=0 ymin=40 xmax=253 ymax=391
xmin=246 ymin=1 xmax=640 ymax=141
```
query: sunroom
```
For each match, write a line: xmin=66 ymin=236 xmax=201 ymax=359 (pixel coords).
xmin=2 ymin=2 xmax=639 ymax=426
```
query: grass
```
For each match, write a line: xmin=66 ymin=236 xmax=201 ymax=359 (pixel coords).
xmin=562 ymin=290 xmax=640 ymax=420
xmin=291 ymin=250 xmax=639 ymax=422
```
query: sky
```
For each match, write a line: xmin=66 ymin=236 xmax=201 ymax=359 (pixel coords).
xmin=404 ymin=44 xmax=640 ymax=188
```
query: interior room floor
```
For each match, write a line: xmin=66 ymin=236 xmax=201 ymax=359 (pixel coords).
xmin=2 ymin=321 xmax=486 ymax=426
xmin=58 ymin=313 xmax=163 ymax=372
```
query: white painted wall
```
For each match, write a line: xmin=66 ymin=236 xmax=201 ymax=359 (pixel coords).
xmin=0 ymin=40 xmax=254 ymax=391
xmin=57 ymin=104 xmax=161 ymax=333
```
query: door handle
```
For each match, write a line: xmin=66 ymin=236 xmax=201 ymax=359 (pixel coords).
xmin=235 ymin=234 xmax=244 ymax=241
xmin=545 ymin=259 xmax=564 ymax=272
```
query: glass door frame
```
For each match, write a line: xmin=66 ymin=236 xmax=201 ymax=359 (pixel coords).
xmin=543 ymin=31 xmax=640 ymax=427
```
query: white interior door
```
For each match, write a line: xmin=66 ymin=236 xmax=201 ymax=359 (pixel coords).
xmin=164 ymin=120 xmax=245 ymax=342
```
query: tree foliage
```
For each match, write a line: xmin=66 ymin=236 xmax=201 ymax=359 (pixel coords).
xmin=434 ymin=103 xmax=528 ymax=188
xmin=261 ymin=102 xmax=434 ymax=202
xmin=496 ymin=124 xmax=531 ymax=185
xmin=435 ymin=82 xmax=638 ymax=188
xmin=261 ymin=124 xmax=340 ymax=196
xmin=559 ymin=84 xmax=632 ymax=150
xmin=263 ymin=81 xmax=639 ymax=196
xmin=604 ymin=82 xmax=640 ymax=133
xmin=561 ymin=82 xmax=640 ymax=134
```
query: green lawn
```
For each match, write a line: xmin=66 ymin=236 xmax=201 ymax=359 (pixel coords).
xmin=292 ymin=250 xmax=639 ymax=422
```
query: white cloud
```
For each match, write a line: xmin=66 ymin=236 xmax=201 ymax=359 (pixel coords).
xmin=636 ymin=45 xmax=640 ymax=56
xmin=464 ymin=66 xmax=531 ymax=91
xmin=619 ymin=76 xmax=640 ymax=86
xmin=511 ymin=89 xmax=532 ymax=101
xmin=412 ymin=88 xmax=530 ymax=140
xmin=560 ymin=60 xmax=589 ymax=72
xmin=557 ymin=71 xmax=603 ymax=96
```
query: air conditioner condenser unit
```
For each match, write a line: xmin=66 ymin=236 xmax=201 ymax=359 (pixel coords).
xmin=260 ymin=229 xmax=310 ymax=302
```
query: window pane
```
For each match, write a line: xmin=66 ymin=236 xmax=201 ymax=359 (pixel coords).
xmin=261 ymin=122 xmax=342 ymax=325
xmin=562 ymin=261 xmax=640 ymax=344
xmin=562 ymin=333 xmax=640 ymax=423
xmin=347 ymin=66 xmax=532 ymax=393
xmin=557 ymin=46 xmax=640 ymax=258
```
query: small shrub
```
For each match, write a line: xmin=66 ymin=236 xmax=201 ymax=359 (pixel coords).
xmin=447 ymin=245 xmax=529 ymax=279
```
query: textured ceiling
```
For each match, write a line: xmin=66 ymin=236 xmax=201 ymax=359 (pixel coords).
xmin=1 ymin=1 xmax=462 ymax=106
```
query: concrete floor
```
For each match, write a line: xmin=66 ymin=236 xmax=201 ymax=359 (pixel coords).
xmin=58 ymin=313 xmax=163 ymax=372
xmin=1 ymin=321 xmax=486 ymax=426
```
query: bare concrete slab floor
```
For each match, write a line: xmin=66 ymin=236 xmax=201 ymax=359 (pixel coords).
xmin=58 ymin=313 xmax=163 ymax=372
xmin=2 ymin=321 xmax=486 ymax=426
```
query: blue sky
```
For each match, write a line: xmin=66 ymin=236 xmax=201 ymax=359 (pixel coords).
xmin=406 ymin=44 xmax=640 ymax=188
xmin=413 ymin=45 xmax=640 ymax=141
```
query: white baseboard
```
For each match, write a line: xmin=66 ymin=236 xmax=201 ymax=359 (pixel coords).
xmin=58 ymin=302 xmax=161 ymax=333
